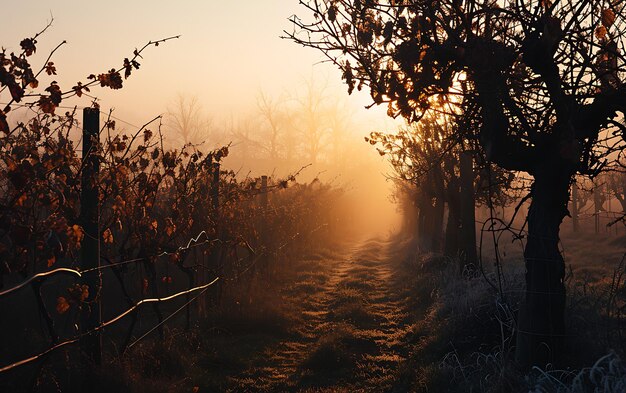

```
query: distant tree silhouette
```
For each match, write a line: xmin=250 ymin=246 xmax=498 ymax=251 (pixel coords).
xmin=607 ymin=170 xmax=626 ymax=214
xmin=326 ymin=96 xmax=355 ymax=169
xmin=288 ymin=0 xmax=626 ymax=367
xmin=166 ymin=94 xmax=214 ymax=147
xmin=253 ymin=78 xmax=362 ymax=174
xmin=256 ymin=91 xmax=287 ymax=161
xmin=291 ymin=77 xmax=333 ymax=165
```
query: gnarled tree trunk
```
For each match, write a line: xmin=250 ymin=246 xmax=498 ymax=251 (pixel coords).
xmin=460 ymin=152 xmax=477 ymax=269
xmin=515 ymin=165 xmax=571 ymax=367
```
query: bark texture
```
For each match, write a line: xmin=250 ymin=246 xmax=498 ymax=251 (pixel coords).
xmin=515 ymin=165 xmax=571 ymax=367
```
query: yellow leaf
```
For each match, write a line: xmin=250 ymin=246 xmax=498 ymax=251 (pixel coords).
xmin=47 ymin=255 xmax=56 ymax=267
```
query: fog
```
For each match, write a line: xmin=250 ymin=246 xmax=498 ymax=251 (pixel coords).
xmin=160 ymin=75 xmax=403 ymax=236
xmin=3 ymin=4 xmax=626 ymax=392
xmin=1 ymin=3 xmax=403 ymax=237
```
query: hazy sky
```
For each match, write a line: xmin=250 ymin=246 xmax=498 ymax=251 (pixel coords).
xmin=2 ymin=1 xmax=395 ymax=131
xmin=3 ymin=2 xmax=403 ymax=233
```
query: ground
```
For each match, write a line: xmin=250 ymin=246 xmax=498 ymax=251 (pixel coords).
xmin=222 ymin=236 xmax=415 ymax=392
xmin=107 ymin=229 xmax=626 ymax=393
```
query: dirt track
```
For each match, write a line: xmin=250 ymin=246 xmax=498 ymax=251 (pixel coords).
xmin=229 ymin=237 xmax=414 ymax=392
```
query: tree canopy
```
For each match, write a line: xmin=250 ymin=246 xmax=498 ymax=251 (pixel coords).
xmin=288 ymin=0 xmax=626 ymax=175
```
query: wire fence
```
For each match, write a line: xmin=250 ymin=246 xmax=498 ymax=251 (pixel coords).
xmin=0 ymin=224 xmax=224 ymax=374
xmin=0 ymin=277 xmax=220 ymax=373
xmin=0 ymin=213 xmax=324 ymax=375
xmin=0 ymin=230 xmax=223 ymax=299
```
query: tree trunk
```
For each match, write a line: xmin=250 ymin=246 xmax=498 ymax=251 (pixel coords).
xmin=621 ymin=175 xmax=626 ymax=212
xmin=571 ymin=181 xmax=579 ymax=233
xmin=418 ymin=205 xmax=431 ymax=251
xmin=431 ymin=196 xmax=445 ymax=252
xmin=432 ymin=165 xmax=446 ymax=253
xmin=460 ymin=152 xmax=477 ymax=269
xmin=416 ymin=193 xmax=432 ymax=251
xmin=444 ymin=171 xmax=461 ymax=258
xmin=594 ymin=183 xmax=604 ymax=234
xmin=444 ymin=203 xmax=460 ymax=258
xmin=617 ymin=194 xmax=626 ymax=213
xmin=515 ymin=167 xmax=570 ymax=368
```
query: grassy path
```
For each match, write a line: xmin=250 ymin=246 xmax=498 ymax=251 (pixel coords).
xmin=229 ymin=237 xmax=414 ymax=392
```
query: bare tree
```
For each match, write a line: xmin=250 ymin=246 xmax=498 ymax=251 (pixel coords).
xmin=326 ymin=96 xmax=354 ymax=168
xmin=287 ymin=0 xmax=626 ymax=367
xmin=607 ymin=170 xmax=626 ymax=213
xmin=256 ymin=91 xmax=288 ymax=161
xmin=290 ymin=77 xmax=333 ymax=165
xmin=166 ymin=94 xmax=213 ymax=147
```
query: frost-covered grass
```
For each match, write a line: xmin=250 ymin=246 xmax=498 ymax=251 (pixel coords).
xmin=398 ymin=240 xmax=626 ymax=393
xmin=527 ymin=352 xmax=626 ymax=393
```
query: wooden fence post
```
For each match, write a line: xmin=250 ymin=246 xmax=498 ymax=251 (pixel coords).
xmin=260 ymin=176 xmax=269 ymax=277
xmin=212 ymin=163 xmax=220 ymax=217
xmin=208 ymin=163 xmax=221 ymax=308
xmin=260 ymin=176 xmax=268 ymax=210
xmin=198 ymin=163 xmax=219 ymax=317
xmin=80 ymin=108 xmax=102 ymax=366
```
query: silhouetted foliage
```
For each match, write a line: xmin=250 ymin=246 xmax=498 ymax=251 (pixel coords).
xmin=288 ymin=0 xmax=626 ymax=367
